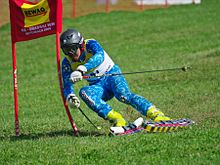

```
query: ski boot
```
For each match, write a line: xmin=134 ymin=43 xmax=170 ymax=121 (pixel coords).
xmin=107 ymin=109 xmax=127 ymax=127
xmin=147 ymin=105 xmax=171 ymax=122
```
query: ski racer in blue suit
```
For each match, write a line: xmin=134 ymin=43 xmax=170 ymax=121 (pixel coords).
xmin=60 ymin=29 xmax=171 ymax=127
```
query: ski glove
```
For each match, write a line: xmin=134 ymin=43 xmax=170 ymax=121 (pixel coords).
xmin=70 ymin=71 xmax=82 ymax=83
xmin=70 ymin=65 xmax=87 ymax=83
xmin=66 ymin=94 xmax=80 ymax=108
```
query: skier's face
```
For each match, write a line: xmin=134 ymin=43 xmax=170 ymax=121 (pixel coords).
xmin=71 ymin=48 xmax=81 ymax=61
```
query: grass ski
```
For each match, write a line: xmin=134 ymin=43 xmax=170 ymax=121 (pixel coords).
xmin=143 ymin=118 xmax=195 ymax=133
xmin=110 ymin=117 xmax=144 ymax=136
xmin=110 ymin=118 xmax=195 ymax=136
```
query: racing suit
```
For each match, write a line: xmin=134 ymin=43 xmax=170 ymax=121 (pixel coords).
xmin=62 ymin=39 xmax=153 ymax=119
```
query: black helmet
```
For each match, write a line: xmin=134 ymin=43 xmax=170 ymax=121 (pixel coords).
xmin=60 ymin=29 xmax=84 ymax=56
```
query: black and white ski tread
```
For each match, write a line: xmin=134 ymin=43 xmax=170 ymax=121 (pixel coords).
xmin=143 ymin=118 xmax=195 ymax=132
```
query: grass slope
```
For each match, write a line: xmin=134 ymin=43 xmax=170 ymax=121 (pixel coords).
xmin=0 ymin=0 xmax=220 ymax=164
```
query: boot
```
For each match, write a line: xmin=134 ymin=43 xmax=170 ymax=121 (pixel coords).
xmin=147 ymin=106 xmax=171 ymax=122
xmin=107 ymin=109 xmax=127 ymax=127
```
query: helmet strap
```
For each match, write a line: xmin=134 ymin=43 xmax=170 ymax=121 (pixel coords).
xmin=75 ymin=41 xmax=85 ymax=62
xmin=80 ymin=41 xmax=85 ymax=52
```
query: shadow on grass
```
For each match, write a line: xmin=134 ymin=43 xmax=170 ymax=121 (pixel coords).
xmin=0 ymin=130 xmax=106 ymax=141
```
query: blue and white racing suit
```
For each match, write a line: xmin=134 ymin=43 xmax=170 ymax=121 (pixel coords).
xmin=62 ymin=39 xmax=153 ymax=119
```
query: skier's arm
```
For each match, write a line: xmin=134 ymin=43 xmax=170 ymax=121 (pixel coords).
xmin=83 ymin=39 xmax=105 ymax=71
xmin=61 ymin=58 xmax=75 ymax=99
xmin=62 ymin=58 xmax=81 ymax=108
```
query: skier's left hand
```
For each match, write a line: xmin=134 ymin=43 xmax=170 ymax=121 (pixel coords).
xmin=66 ymin=94 xmax=80 ymax=108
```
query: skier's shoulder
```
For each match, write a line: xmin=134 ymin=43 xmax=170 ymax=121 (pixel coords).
xmin=62 ymin=56 xmax=69 ymax=63
xmin=62 ymin=56 xmax=74 ymax=66
xmin=84 ymin=38 xmax=99 ymax=46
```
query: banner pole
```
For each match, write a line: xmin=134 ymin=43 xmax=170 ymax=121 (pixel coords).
xmin=12 ymin=42 xmax=20 ymax=136
xmin=105 ymin=0 xmax=110 ymax=13
xmin=55 ymin=32 xmax=78 ymax=136
xmin=72 ymin=0 xmax=76 ymax=18
xmin=165 ymin=0 xmax=168 ymax=6
xmin=140 ymin=0 xmax=144 ymax=10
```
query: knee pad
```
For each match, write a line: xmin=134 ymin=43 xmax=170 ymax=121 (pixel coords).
xmin=118 ymin=94 xmax=132 ymax=104
xmin=79 ymin=87 xmax=95 ymax=107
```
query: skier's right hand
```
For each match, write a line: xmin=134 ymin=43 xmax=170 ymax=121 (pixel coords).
xmin=70 ymin=71 xmax=82 ymax=83
xmin=66 ymin=94 xmax=80 ymax=108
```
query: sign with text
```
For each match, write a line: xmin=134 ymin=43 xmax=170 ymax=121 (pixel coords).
xmin=9 ymin=0 xmax=62 ymax=42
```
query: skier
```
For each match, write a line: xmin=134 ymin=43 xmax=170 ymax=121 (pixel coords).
xmin=60 ymin=28 xmax=171 ymax=127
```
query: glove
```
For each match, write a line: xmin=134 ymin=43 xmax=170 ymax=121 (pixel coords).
xmin=66 ymin=94 xmax=80 ymax=108
xmin=76 ymin=65 xmax=87 ymax=74
xmin=70 ymin=65 xmax=87 ymax=83
xmin=70 ymin=71 xmax=83 ymax=83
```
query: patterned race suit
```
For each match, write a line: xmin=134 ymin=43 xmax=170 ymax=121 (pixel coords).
xmin=62 ymin=39 xmax=152 ymax=119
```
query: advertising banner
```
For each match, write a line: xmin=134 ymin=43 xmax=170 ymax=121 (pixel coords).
xmin=9 ymin=0 xmax=62 ymax=42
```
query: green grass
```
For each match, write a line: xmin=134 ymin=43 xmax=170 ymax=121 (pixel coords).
xmin=1 ymin=0 xmax=220 ymax=164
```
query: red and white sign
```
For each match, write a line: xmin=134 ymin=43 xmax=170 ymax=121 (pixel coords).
xmin=9 ymin=0 xmax=62 ymax=42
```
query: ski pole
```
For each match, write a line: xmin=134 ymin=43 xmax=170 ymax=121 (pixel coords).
xmin=82 ymin=65 xmax=191 ymax=79
xmin=78 ymin=107 xmax=101 ymax=130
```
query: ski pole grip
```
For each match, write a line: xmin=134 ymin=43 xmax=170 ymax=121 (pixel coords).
xmin=82 ymin=75 xmax=90 ymax=79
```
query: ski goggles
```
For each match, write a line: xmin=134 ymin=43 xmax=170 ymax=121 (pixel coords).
xmin=61 ymin=44 xmax=79 ymax=56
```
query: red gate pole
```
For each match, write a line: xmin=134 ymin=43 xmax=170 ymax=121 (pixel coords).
xmin=105 ymin=0 xmax=110 ymax=13
xmin=12 ymin=42 xmax=20 ymax=136
xmin=55 ymin=32 xmax=78 ymax=136
xmin=140 ymin=0 xmax=144 ymax=10
xmin=72 ymin=0 xmax=76 ymax=18
xmin=165 ymin=0 xmax=168 ymax=6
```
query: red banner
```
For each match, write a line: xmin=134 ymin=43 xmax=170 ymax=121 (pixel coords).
xmin=9 ymin=0 xmax=62 ymax=43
